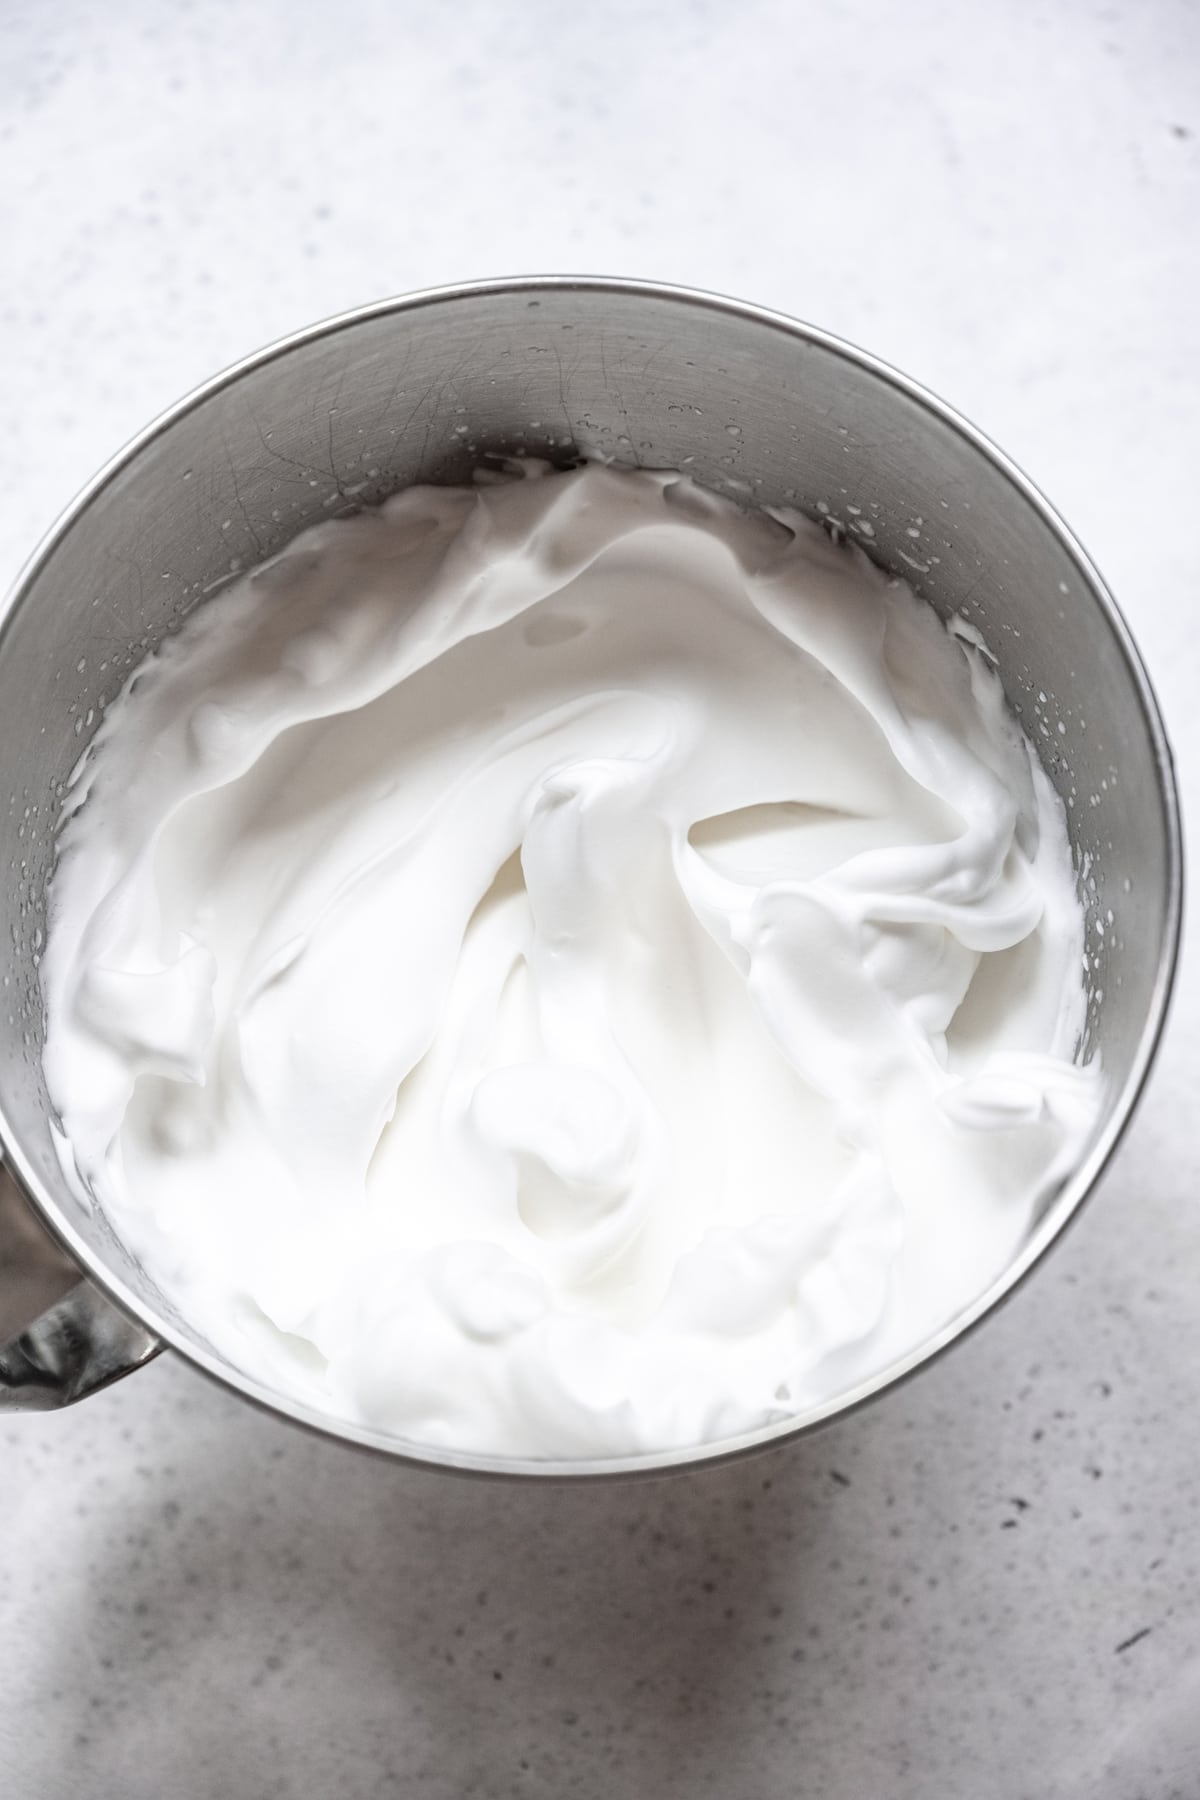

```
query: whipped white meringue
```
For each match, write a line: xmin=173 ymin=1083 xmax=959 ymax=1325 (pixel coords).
xmin=40 ymin=462 xmax=1101 ymax=1457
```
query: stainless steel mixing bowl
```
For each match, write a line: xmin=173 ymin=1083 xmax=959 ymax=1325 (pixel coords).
xmin=0 ymin=277 xmax=1181 ymax=1475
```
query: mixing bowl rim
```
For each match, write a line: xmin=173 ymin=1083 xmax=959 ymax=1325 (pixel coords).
xmin=0 ymin=274 xmax=1182 ymax=1479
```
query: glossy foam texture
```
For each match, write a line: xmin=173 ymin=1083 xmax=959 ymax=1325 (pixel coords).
xmin=40 ymin=465 xmax=1101 ymax=1456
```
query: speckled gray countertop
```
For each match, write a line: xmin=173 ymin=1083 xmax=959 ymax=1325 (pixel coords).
xmin=3 ymin=3 xmax=1199 ymax=1796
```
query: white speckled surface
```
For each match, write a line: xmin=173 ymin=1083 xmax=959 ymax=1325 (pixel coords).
xmin=3 ymin=2 xmax=1199 ymax=1795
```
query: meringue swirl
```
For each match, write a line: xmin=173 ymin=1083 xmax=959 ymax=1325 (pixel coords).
xmin=41 ymin=462 xmax=1101 ymax=1456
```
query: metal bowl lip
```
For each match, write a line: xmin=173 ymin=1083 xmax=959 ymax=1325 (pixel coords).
xmin=0 ymin=272 xmax=1184 ymax=1481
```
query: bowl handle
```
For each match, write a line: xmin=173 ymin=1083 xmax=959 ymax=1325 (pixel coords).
xmin=0 ymin=1161 xmax=161 ymax=1409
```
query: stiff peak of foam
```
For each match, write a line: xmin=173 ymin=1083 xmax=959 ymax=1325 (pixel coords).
xmin=41 ymin=462 xmax=1102 ymax=1457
